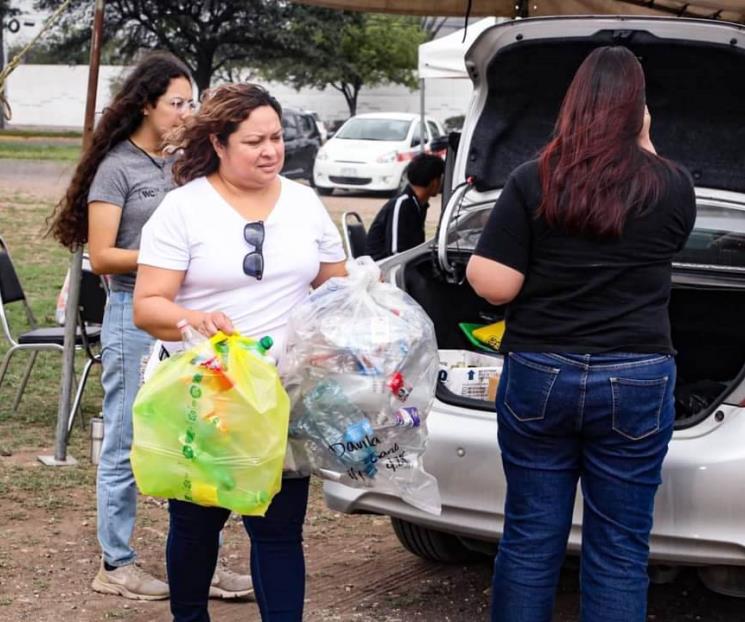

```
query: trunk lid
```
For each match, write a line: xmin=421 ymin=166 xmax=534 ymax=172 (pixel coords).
xmin=436 ymin=16 xmax=745 ymax=280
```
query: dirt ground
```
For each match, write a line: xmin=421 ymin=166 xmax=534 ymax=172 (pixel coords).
xmin=1 ymin=161 xmax=744 ymax=622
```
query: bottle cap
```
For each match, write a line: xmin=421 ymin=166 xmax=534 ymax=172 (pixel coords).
xmin=259 ymin=336 xmax=274 ymax=351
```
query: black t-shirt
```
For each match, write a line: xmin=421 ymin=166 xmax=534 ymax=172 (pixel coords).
xmin=366 ymin=186 xmax=429 ymax=261
xmin=474 ymin=159 xmax=696 ymax=354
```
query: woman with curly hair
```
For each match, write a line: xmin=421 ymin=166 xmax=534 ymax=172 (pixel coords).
xmin=133 ymin=82 xmax=347 ymax=621
xmin=48 ymin=52 xmax=251 ymax=602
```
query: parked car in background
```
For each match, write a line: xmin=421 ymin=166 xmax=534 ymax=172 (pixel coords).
xmin=324 ymin=16 xmax=745 ymax=598
xmin=313 ymin=112 xmax=445 ymax=195
xmin=281 ymin=108 xmax=322 ymax=184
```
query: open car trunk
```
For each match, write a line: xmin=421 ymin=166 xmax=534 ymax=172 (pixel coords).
xmin=402 ymin=253 xmax=745 ymax=429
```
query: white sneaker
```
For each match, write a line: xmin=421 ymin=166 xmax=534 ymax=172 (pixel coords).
xmin=209 ymin=562 xmax=255 ymax=600
xmin=91 ymin=561 xmax=169 ymax=601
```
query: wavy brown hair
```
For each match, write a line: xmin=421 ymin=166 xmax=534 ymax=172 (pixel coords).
xmin=538 ymin=46 xmax=674 ymax=238
xmin=171 ymin=83 xmax=283 ymax=186
xmin=47 ymin=52 xmax=191 ymax=250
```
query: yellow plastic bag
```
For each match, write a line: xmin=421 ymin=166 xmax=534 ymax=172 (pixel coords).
xmin=132 ymin=332 xmax=289 ymax=516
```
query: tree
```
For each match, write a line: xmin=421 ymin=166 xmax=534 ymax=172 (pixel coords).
xmin=257 ymin=12 xmax=427 ymax=116
xmin=34 ymin=0 xmax=352 ymax=91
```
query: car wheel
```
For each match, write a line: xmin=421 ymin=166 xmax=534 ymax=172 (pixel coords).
xmin=390 ymin=517 xmax=483 ymax=564
xmin=316 ymin=186 xmax=334 ymax=196
xmin=393 ymin=168 xmax=409 ymax=196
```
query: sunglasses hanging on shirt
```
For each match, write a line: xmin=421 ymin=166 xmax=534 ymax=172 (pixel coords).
xmin=243 ymin=221 xmax=265 ymax=280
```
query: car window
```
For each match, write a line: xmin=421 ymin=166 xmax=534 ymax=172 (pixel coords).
xmin=299 ymin=114 xmax=316 ymax=136
xmin=427 ymin=120 xmax=442 ymax=139
xmin=411 ymin=123 xmax=423 ymax=147
xmin=674 ymin=202 xmax=745 ymax=271
xmin=444 ymin=200 xmax=745 ymax=274
xmin=283 ymin=114 xmax=299 ymax=139
xmin=335 ymin=118 xmax=412 ymax=141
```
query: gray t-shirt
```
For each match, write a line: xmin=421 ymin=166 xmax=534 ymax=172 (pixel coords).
xmin=88 ymin=140 xmax=176 ymax=292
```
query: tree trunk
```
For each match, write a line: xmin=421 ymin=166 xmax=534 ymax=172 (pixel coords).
xmin=336 ymin=79 xmax=362 ymax=116
xmin=193 ymin=56 xmax=214 ymax=93
xmin=334 ymin=82 xmax=356 ymax=117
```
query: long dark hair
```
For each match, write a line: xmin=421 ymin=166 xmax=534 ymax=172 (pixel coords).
xmin=47 ymin=51 xmax=191 ymax=250
xmin=538 ymin=46 xmax=671 ymax=238
xmin=171 ymin=83 xmax=282 ymax=186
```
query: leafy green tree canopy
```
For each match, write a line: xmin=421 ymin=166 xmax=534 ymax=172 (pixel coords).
xmin=34 ymin=0 xmax=354 ymax=91
xmin=257 ymin=12 xmax=427 ymax=115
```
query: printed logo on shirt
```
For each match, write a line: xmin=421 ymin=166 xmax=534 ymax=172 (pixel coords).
xmin=140 ymin=187 xmax=159 ymax=199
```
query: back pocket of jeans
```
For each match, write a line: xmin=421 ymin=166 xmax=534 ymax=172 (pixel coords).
xmin=610 ymin=376 xmax=668 ymax=440
xmin=504 ymin=353 xmax=560 ymax=422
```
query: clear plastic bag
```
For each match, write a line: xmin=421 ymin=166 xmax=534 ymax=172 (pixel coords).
xmin=132 ymin=330 xmax=289 ymax=516
xmin=283 ymin=257 xmax=441 ymax=515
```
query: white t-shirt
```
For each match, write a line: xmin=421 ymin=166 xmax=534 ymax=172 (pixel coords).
xmin=138 ymin=175 xmax=346 ymax=363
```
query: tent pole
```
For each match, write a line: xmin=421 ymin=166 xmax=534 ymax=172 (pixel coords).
xmin=40 ymin=0 xmax=106 ymax=466
xmin=419 ymin=78 xmax=426 ymax=153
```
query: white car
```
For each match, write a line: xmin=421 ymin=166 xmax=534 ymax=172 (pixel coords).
xmin=324 ymin=16 xmax=745 ymax=598
xmin=313 ymin=112 xmax=445 ymax=195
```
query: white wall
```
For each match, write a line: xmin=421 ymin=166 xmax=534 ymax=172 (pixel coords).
xmin=6 ymin=64 xmax=472 ymax=129
xmin=6 ymin=65 xmax=130 ymax=128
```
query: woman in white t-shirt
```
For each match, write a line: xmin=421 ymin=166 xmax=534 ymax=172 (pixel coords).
xmin=133 ymin=83 xmax=347 ymax=622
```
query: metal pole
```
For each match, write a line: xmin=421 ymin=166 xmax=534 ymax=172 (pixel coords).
xmin=0 ymin=9 xmax=6 ymax=131
xmin=419 ymin=78 xmax=426 ymax=153
xmin=42 ymin=0 xmax=106 ymax=466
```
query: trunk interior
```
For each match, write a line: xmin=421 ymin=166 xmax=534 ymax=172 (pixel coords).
xmin=403 ymin=254 xmax=745 ymax=428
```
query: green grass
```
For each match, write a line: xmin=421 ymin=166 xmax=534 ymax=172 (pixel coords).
xmin=0 ymin=141 xmax=81 ymax=161
xmin=0 ymin=191 xmax=102 ymax=507
xmin=0 ymin=128 xmax=83 ymax=139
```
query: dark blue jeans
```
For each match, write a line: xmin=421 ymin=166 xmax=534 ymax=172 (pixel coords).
xmin=167 ymin=477 xmax=310 ymax=622
xmin=491 ymin=352 xmax=676 ymax=622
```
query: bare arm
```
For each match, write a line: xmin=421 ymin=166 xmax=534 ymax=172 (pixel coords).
xmin=133 ymin=264 xmax=234 ymax=341
xmin=312 ymin=260 xmax=348 ymax=289
xmin=87 ymin=201 xmax=140 ymax=274
xmin=466 ymin=255 xmax=525 ymax=306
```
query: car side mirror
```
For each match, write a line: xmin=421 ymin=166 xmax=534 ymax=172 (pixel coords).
xmin=411 ymin=136 xmax=422 ymax=148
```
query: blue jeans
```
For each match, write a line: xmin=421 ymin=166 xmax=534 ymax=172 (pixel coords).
xmin=167 ymin=477 xmax=310 ymax=622
xmin=491 ymin=352 xmax=676 ymax=622
xmin=96 ymin=290 xmax=154 ymax=566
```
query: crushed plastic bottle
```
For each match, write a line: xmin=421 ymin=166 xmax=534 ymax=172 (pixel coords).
xmin=299 ymin=379 xmax=379 ymax=479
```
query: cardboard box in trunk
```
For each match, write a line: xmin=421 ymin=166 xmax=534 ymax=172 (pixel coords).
xmin=438 ymin=350 xmax=502 ymax=402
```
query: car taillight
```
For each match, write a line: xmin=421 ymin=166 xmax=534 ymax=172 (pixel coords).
xmin=396 ymin=151 xmax=415 ymax=162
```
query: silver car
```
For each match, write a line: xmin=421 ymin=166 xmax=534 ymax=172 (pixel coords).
xmin=324 ymin=15 xmax=745 ymax=598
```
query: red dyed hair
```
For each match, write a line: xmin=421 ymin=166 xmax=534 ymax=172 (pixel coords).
xmin=538 ymin=46 xmax=671 ymax=238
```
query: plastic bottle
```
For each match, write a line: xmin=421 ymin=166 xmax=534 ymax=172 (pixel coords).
xmin=237 ymin=334 xmax=276 ymax=365
xmin=301 ymin=379 xmax=379 ymax=478
xmin=392 ymin=406 xmax=421 ymax=428
xmin=177 ymin=318 xmax=206 ymax=348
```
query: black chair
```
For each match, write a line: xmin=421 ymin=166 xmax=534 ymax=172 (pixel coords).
xmin=342 ymin=211 xmax=368 ymax=258
xmin=0 ymin=237 xmax=106 ymax=433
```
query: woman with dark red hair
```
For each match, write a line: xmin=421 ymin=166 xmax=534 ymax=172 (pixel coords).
xmin=467 ymin=46 xmax=695 ymax=621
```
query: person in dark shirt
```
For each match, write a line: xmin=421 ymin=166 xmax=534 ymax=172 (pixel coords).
xmin=365 ymin=153 xmax=445 ymax=260
xmin=466 ymin=47 xmax=695 ymax=622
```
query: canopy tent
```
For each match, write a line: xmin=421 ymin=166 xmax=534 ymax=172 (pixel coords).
xmin=418 ymin=17 xmax=501 ymax=79
xmin=293 ymin=0 xmax=745 ymax=22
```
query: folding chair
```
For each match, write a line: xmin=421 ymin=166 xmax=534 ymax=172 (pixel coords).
xmin=341 ymin=211 xmax=368 ymax=259
xmin=0 ymin=237 xmax=106 ymax=434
